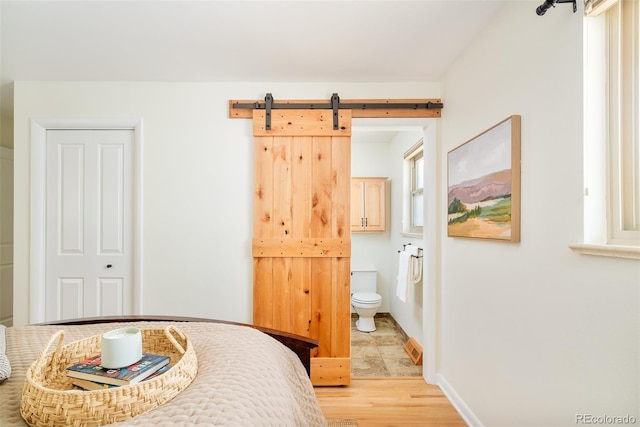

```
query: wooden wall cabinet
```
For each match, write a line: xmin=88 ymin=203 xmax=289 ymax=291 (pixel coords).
xmin=351 ymin=177 xmax=386 ymax=232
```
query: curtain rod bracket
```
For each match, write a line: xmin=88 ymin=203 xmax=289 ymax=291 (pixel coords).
xmin=536 ymin=0 xmax=576 ymax=16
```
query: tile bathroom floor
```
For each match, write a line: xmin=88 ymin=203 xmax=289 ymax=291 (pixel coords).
xmin=350 ymin=313 xmax=423 ymax=377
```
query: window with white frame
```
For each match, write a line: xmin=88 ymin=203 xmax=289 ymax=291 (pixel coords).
xmin=607 ymin=0 xmax=639 ymax=243
xmin=577 ymin=0 xmax=640 ymax=258
xmin=404 ymin=140 xmax=424 ymax=235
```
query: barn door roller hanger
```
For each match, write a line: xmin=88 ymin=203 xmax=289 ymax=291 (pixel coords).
xmin=231 ymin=93 xmax=444 ymax=130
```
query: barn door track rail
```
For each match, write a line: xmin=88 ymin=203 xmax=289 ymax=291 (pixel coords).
xmin=229 ymin=93 xmax=443 ymax=130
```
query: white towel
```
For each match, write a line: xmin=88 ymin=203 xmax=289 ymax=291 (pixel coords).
xmin=396 ymin=251 xmax=411 ymax=303
xmin=405 ymin=245 xmax=420 ymax=257
xmin=405 ymin=245 xmax=423 ymax=284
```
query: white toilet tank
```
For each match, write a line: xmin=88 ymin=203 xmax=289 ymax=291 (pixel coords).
xmin=351 ymin=270 xmax=377 ymax=293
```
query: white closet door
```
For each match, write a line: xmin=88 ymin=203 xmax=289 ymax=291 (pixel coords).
xmin=45 ymin=129 xmax=134 ymax=321
xmin=0 ymin=147 xmax=14 ymax=326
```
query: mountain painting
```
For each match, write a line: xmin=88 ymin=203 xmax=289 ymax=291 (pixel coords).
xmin=447 ymin=116 xmax=521 ymax=242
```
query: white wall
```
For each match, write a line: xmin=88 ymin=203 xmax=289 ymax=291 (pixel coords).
xmin=351 ymin=140 xmax=393 ymax=312
xmin=439 ymin=2 xmax=639 ymax=426
xmin=351 ymin=130 xmax=426 ymax=340
xmin=387 ymin=130 xmax=427 ymax=341
xmin=12 ymin=81 xmax=441 ymax=327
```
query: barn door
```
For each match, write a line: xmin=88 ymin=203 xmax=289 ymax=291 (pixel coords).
xmin=252 ymin=109 xmax=351 ymax=386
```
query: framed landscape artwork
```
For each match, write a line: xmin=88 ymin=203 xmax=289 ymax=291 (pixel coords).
xmin=447 ymin=115 xmax=521 ymax=242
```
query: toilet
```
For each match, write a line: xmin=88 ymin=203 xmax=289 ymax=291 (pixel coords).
xmin=351 ymin=270 xmax=382 ymax=332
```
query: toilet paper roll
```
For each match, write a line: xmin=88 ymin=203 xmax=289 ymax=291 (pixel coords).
xmin=101 ymin=327 xmax=143 ymax=369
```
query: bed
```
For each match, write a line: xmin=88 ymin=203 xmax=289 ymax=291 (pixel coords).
xmin=0 ymin=316 xmax=327 ymax=427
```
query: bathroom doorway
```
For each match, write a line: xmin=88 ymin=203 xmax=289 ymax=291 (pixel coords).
xmin=351 ymin=119 xmax=432 ymax=378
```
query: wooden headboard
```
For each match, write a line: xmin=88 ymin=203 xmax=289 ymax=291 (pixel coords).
xmin=37 ymin=315 xmax=319 ymax=376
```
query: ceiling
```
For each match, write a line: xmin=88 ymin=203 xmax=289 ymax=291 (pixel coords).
xmin=1 ymin=0 xmax=506 ymax=84
xmin=0 ymin=1 xmax=506 ymax=138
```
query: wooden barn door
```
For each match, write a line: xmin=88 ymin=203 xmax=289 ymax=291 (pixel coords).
xmin=252 ymin=109 xmax=351 ymax=386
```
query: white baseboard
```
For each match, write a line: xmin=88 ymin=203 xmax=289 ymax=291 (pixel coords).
xmin=437 ymin=374 xmax=484 ymax=427
xmin=0 ymin=317 xmax=13 ymax=327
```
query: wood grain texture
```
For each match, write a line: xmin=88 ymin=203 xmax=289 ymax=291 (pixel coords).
xmin=291 ymin=257 xmax=312 ymax=337
xmin=331 ymin=258 xmax=350 ymax=358
xmin=253 ymin=136 xmax=273 ymax=237
xmin=252 ymin=238 xmax=350 ymax=257
xmin=253 ymin=257 xmax=273 ymax=328
xmin=332 ymin=136 xmax=351 ymax=239
xmin=311 ymin=357 xmax=351 ymax=386
xmin=315 ymin=378 xmax=466 ymax=426
xmin=292 ymin=136 xmax=313 ymax=238
xmin=253 ymin=135 xmax=275 ymax=328
xmin=330 ymin=137 xmax=351 ymax=359
xmin=252 ymin=110 xmax=352 ymax=385
xmin=272 ymin=136 xmax=292 ymax=237
xmin=510 ymin=115 xmax=521 ymax=243
xmin=253 ymin=110 xmax=351 ymax=137
xmin=312 ymin=257 xmax=332 ymax=358
xmin=351 ymin=178 xmax=386 ymax=232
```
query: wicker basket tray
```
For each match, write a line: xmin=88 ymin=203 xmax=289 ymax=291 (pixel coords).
xmin=20 ymin=325 xmax=198 ymax=427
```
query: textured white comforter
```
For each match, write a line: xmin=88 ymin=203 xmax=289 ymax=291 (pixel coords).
xmin=0 ymin=321 xmax=327 ymax=426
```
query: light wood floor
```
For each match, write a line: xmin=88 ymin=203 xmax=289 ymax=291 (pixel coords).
xmin=314 ymin=377 xmax=467 ymax=427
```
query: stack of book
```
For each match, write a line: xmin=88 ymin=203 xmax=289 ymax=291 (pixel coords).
xmin=66 ymin=353 xmax=170 ymax=391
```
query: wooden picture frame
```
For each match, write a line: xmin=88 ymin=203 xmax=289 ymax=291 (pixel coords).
xmin=447 ymin=115 xmax=521 ymax=242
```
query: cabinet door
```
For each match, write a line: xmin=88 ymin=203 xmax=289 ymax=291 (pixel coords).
xmin=362 ymin=179 xmax=385 ymax=231
xmin=351 ymin=178 xmax=386 ymax=232
xmin=350 ymin=180 xmax=365 ymax=231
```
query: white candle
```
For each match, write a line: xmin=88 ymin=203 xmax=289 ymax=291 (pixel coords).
xmin=101 ymin=327 xmax=142 ymax=369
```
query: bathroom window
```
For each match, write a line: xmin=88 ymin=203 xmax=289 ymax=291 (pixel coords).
xmin=404 ymin=140 xmax=424 ymax=235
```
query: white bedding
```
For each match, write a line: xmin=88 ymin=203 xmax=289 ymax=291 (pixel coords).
xmin=0 ymin=321 xmax=327 ymax=427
